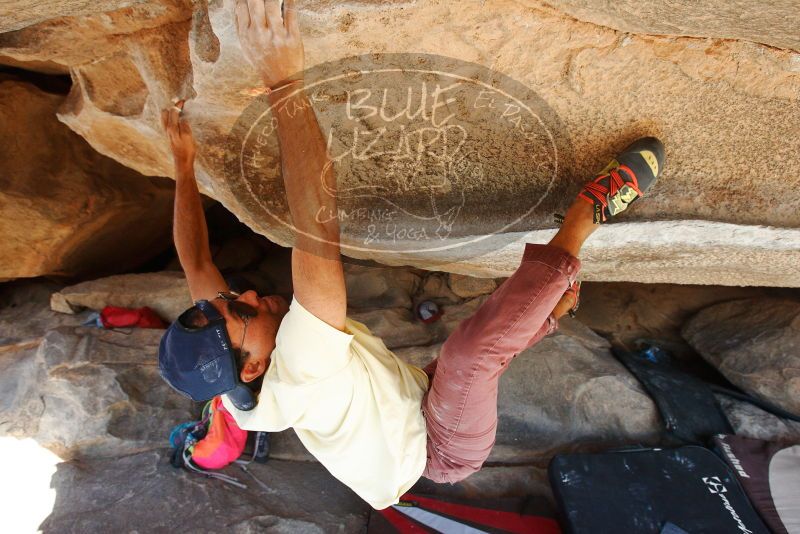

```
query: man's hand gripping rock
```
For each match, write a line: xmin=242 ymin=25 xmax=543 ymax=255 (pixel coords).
xmin=235 ymin=0 xmax=304 ymax=90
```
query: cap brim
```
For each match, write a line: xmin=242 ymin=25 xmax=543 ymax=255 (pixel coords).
xmin=226 ymin=383 xmax=256 ymax=411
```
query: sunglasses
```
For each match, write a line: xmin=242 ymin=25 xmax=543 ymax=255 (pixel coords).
xmin=217 ymin=291 xmax=258 ymax=353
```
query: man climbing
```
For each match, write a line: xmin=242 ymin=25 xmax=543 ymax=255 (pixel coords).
xmin=158 ymin=0 xmax=665 ymax=509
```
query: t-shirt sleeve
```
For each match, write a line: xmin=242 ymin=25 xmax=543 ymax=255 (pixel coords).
xmin=271 ymin=297 xmax=354 ymax=384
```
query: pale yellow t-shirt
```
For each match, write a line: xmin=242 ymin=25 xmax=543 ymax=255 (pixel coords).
xmin=221 ymin=298 xmax=429 ymax=510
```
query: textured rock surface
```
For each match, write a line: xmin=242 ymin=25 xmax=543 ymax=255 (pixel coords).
xmin=1 ymin=281 xmax=316 ymax=464
xmin=431 ymin=222 xmax=800 ymax=286
xmin=41 ymin=453 xmax=370 ymax=533
xmin=717 ymin=396 xmax=800 ymax=443
xmin=684 ymin=298 xmax=800 ymax=415
xmin=348 ymin=295 xmax=490 ymax=351
xmin=350 ymin=307 xmax=444 ymax=350
xmin=344 ymin=263 xmax=421 ymax=310
xmin=39 ymin=451 xmax=556 ymax=533
xmin=0 ymin=0 xmax=152 ymax=34
xmin=1 ymin=284 xmax=196 ymax=459
xmin=0 ymin=325 xmax=196 ymax=459
xmin=540 ymin=0 xmax=800 ymax=51
xmin=492 ymin=319 xmax=660 ymax=461
xmin=0 ymin=77 xmax=174 ymax=280
xmin=0 ymin=280 xmax=86 ymax=345
xmin=418 ymin=273 xmax=463 ymax=305
xmin=211 ymin=234 xmax=263 ymax=274
xmin=1 ymin=0 xmax=798 ymax=285
xmin=577 ymin=282 xmax=794 ymax=358
xmin=51 ymin=271 xmax=192 ymax=322
xmin=448 ymin=273 xmax=498 ymax=299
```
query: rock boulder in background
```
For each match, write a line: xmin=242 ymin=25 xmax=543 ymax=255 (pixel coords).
xmin=683 ymin=298 xmax=800 ymax=415
xmin=577 ymin=282 xmax=789 ymax=359
xmin=540 ymin=0 xmax=800 ymax=51
xmin=51 ymin=271 xmax=191 ymax=322
xmin=343 ymin=263 xmax=421 ymax=310
xmin=0 ymin=325 xmax=195 ymax=460
xmin=41 ymin=453 xmax=370 ymax=533
xmin=0 ymin=283 xmax=195 ymax=460
xmin=350 ymin=307 xmax=443 ymax=350
xmin=717 ymin=396 xmax=800 ymax=444
xmin=0 ymin=280 xmax=85 ymax=344
xmin=0 ymin=77 xmax=174 ymax=281
xmin=494 ymin=319 xmax=661 ymax=460
xmin=448 ymin=273 xmax=498 ymax=299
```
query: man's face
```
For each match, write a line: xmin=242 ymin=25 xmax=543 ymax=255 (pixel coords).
xmin=210 ymin=290 xmax=290 ymax=383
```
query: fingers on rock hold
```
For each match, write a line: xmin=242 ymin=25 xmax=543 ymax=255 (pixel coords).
xmin=235 ymin=0 xmax=251 ymax=33
xmin=284 ymin=0 xmax=299 ymax=34
xmin=246 ymin=0 xmax=267 ymax=27
xmin=264 ymin=0 xmax=283 ymax=29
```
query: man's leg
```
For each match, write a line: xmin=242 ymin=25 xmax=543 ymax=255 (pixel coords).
xmin=422 ymin=199 xmax=594 ymax=483
xmin=423 ymin=137 xmax=665 ymax=484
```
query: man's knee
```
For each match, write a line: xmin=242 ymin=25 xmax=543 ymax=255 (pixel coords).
xmin=423 ymin=455 xmax=483 ymax=485
xmin=423 ymin=433 xmax=494 ymax=485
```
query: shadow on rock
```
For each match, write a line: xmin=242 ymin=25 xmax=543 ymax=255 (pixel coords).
xmin=40 ymin=452 xmax=369 ymax=533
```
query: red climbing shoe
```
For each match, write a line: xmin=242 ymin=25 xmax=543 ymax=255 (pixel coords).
xmin=579 ymin=137 xmax=665 ymax=224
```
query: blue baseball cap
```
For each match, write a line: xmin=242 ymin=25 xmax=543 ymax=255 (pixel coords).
xmin=158 ymin=300 xmax=256 ymax=411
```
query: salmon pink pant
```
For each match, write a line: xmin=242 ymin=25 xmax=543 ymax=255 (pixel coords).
xmin=422 ymin=243 xmax=581 ymax=483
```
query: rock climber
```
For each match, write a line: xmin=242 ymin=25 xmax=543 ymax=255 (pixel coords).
xmin=157 ymin=0 xmax=665 ymax=509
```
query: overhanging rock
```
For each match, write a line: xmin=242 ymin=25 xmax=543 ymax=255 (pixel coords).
xmin=1 ymin=0 xmax=798 ymax=285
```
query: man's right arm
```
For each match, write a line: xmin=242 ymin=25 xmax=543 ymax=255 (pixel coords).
xmin=269 ymin=86 xmax=347 ymax=331
xmin=236 ymin=0 xmax=347 ymax=330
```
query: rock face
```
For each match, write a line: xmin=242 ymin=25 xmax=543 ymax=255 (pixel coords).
xmin=0 ymin=324 xmax=196 ymax=460
xmin=683 ymin=298 xmax=800 ymax=415
xmin=51 ymin=271 xmax=192 ymax=322
xmin=351 ymin=307 xmax=443 ymax=350
xmin=494 ymin=319 xmax=661 ymax=460
xmin=448 ymin=273 xmax=498 ymax=299
xmin=0 ymin=76 xmax=174 ymax=281
xmin=717 ymin=396 xmax=800 ymax=443
xmin=344 ymin=263 xmax=421 ymax=310
xmin=541 ymin=0 xmax=800 ymax=51
xmin=0 ymin=280 xmax=84 ymax=344
xmin=41 ymin=453 xmax=370 ymax=533
xmin=1 ymin=0 xmax=799 ymax=285
xmin=1 ymin=281 xmax=195 ymax=460
xmin=577 ymin=282 xmax=791 ymax=359
xmin=0 ymin=0 xmax=152 ymax=34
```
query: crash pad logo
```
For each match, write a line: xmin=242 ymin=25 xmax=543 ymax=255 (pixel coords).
xmin=701 ymin=475 xmax=755 ymax=534
xmin=702 ymin=476 xmax=728 ymax=494
xmin=227 ymin=54 xmax=568 ymax=262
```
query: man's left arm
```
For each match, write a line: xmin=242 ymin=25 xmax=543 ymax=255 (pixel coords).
xmin=162 ymin=102 xmax=229 ymax=302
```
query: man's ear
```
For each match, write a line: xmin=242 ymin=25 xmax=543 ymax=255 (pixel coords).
xmin=240 ymin=358 xmax=266 ymax=383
